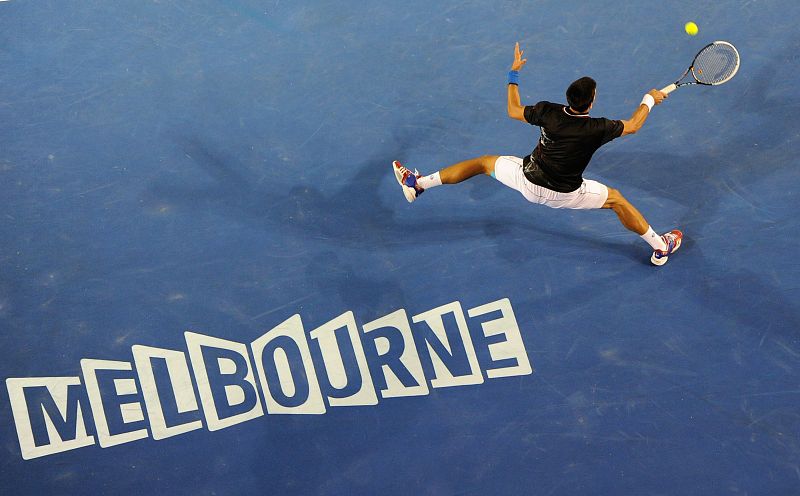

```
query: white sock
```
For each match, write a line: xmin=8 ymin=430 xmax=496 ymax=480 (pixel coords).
xmin=417 ymin=171 xmax=442 ymax=190
xmin=641 ymin=226 xmax=667 ymax=251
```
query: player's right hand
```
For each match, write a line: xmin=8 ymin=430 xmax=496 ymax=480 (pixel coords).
xmin=511 ymin=42 xmax=527 ymax=71
xmin=648 ymin=89 xmax=667 ymax=105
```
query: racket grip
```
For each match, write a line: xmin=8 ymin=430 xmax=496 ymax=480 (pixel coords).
xmin=660 ymin=83 xmax=677 ymax=95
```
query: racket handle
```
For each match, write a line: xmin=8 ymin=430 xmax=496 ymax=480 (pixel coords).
xmin=660 ymin=83 xmax=677 ymax=95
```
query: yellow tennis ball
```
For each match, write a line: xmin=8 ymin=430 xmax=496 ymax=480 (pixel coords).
xmin=685 ymin=21 xmax=699 ymax=36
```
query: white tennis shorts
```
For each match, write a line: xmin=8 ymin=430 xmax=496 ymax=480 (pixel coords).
xmin=492 ymin=156 xmax=608 ymax=209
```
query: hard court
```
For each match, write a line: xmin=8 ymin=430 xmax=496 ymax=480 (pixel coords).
xmin=1 ymin=1 xmax=799 ymax=494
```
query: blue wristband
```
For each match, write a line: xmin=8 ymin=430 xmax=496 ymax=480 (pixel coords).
xmin=508 ymin=70 xmax=520 ymax=85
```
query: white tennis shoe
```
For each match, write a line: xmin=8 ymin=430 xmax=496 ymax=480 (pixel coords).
xmin=392 ymin=161 xmax=424 ymax=203
xmin=651 ymin=230 xmax=683 ymax=266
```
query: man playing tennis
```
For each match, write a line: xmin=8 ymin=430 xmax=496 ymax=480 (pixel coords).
xmin=392 ymin=42 xmax=682 ymax=265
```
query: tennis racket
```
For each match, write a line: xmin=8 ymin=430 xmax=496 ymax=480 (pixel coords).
xmin=661 ymin=41 xmax=740 ymax=94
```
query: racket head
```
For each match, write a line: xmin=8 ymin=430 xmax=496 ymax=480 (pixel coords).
xmin=690 ymin=41 xmax=740 ymax=85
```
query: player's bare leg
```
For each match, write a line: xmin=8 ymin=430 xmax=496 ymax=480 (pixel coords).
xmin=603 ymin=187 xmax=683 ymax=265
xmin=439 ymin=155 xmax=500 ymax=183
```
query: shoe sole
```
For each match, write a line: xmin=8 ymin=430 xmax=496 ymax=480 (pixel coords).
xmin=392 ymin=161 xmax=416 ymax=203
xmin=650 ymin=233 xmax=682 ymax=266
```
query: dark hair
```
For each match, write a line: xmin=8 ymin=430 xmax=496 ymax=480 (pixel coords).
xmin=566 ymin=77 xmax=596 ymax=112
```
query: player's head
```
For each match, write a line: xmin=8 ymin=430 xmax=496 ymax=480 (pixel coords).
xmin=566 ymin=77 xmax=596 ymax=113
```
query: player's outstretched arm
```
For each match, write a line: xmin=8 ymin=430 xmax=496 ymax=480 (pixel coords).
xmin=507 ymin=42 xmax=527 ymax=122
xmin=621 ymin=89 xmax=667 ymax=135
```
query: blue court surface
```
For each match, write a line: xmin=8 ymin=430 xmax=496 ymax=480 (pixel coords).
xmin=2 ymin=1 xmax=799 ymax=495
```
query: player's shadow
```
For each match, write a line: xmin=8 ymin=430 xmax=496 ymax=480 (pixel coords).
xmin=148 ymin=135 xmax=642 ymax=260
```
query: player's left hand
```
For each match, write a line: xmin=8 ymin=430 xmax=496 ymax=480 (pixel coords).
xmin=511 ymin=42 xmax=527 ymax=71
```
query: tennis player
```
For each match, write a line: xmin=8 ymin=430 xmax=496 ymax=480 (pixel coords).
xmin=392 ymin=42 xmax=682 ymax=266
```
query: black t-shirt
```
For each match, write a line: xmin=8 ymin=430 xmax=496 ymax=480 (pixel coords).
xmin=522 ymin=101 xmax=624 ymax=192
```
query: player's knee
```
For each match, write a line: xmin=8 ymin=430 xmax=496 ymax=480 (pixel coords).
xmin=480 ymin=155 xmax=497 ymax=174
xmin=604 ymin=187 xmax=628 ymax=208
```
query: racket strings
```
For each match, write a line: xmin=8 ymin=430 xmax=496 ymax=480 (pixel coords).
xmin=693 ymin=44 xmax=739 ymax=84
